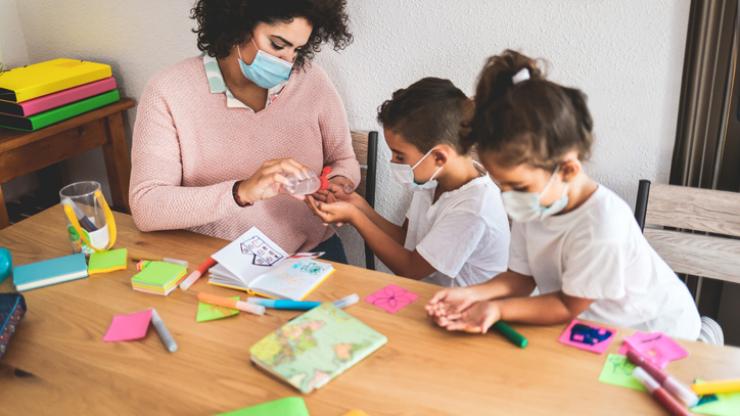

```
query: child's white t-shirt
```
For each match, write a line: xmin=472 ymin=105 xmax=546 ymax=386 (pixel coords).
xmin=508 ymin=185 xmax=701 ymax=340
xmin=404 ymin=169 xmax=510 ymax=287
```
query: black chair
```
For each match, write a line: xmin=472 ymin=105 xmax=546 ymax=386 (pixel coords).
xmin=350 ymin=130 xmax=379 ymax=270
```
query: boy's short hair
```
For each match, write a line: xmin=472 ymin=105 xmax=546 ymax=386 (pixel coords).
xmin=377 ymin=77 xmax=470 ymax=154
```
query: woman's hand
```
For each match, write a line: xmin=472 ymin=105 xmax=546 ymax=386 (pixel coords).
xmin=436 ymin=301 xmax=502 ymax=334
xmin=305 ymin=196 xmax=361 ymax=225
xmin=237 ymin=158 xmax=312 ymax=204
xmin=312 ymin=176 xmax=355 ymax=203
xmin=426 ymin=287 xmax=486 ymax=320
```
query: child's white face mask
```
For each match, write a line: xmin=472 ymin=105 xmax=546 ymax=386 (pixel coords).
xmin=501 ymin=165 xmax=569 ymax=222
xmin=389 ymin=148 xmax=443 ymax=192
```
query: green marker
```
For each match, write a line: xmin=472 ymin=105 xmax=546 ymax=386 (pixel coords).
xmin=491 ymin=321 xmax=528 ymax=348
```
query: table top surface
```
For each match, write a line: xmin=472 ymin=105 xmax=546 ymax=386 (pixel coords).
xmin=1 ymin=206 xmax=739 ymax=415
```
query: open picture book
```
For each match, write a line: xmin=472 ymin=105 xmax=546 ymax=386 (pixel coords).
xmin=209 ymin=227 xmax=334 ymax=300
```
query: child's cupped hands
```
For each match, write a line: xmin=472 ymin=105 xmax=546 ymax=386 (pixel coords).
xmin=305 ymin=195 xmax=360 ymax=226
xmin=436 ymin=301 xmax=502 ymax=334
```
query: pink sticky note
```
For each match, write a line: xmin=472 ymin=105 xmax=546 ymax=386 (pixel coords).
xmin=103 ymin=309 xmax=152 ymax=342
xmin=365 ymin=284 xmax=418 ymax=314
xmin=558 ymin=319 xmax=616 ymax=354
xmin=617 ymin=332 xmax=688 ymax=368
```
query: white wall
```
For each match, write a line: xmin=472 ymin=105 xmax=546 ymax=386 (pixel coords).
xmin=0 ymin=0 xmax=37 ymax=202
xmin=11 ymin=0 xmax=691 ymax=269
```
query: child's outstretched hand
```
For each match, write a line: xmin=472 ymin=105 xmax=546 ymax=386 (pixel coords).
xmin=438 ymin=301 xmax=502 ymax=334
xmin=426 ymin=287 xmax=483 ymax=320
xmin=305 ymin=195 xmax=360 ymax=225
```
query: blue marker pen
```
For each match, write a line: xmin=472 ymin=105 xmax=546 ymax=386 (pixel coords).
xmin=247 ymin=298 xmax=321 ymax=310
xmin=247 ymin=294 xmax=359 ymax=311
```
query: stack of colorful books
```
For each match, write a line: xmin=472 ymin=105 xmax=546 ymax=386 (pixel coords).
xmin=0 ymin=58 xmax=120 ymax=131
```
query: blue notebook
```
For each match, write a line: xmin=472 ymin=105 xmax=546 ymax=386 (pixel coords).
xmin=13 ymin=253 xmax=88 ymax=291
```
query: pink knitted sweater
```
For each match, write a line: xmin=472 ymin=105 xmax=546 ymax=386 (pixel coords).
xmin=129 ymin=57 xmax=360 ymax=253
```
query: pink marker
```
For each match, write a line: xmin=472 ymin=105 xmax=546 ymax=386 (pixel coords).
xmin=626 ymin=348 xmax=698 ymax=407
xmin=179 ymin=257 xmax=216 ymax=291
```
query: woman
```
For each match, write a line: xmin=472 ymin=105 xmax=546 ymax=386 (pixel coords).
xmin=130 ymin=0 xmax=359 ymax=262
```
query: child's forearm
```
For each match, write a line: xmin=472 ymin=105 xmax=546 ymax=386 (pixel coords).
xmin=496 ymin=293 xmax=582 ymax=325
xmin=351 ymin=212 xmax=431 ymax=279
xmin=473 ymin=271 xmax=536 ymax=301
xmin=357 ymin=206 xmax=406 ymax=244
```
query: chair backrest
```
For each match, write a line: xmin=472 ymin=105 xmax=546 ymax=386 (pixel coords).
xmin=635 ymin=180 xmax=740 ymax=285
xmin=350 ymin=130 xmax=379 ymax=270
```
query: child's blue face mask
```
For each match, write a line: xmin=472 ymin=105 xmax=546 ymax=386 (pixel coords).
xmin=501 ymin=165 xmax=569 ymax=222
xmin=237 ymin=39 xmax=293 ymax=89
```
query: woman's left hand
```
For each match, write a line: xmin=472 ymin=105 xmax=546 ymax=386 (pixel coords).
xmin=312 ymin=176 xmax=354 ymax=203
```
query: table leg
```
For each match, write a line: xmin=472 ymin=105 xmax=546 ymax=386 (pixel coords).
xmin=102 ymin=112 xmax=131 ymax=213
xmin=0 ymin=184 xmax=9 ymax=229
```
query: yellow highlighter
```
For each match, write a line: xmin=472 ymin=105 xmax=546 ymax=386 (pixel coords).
xmin=691 ymin=378 xmax=740 ymax=395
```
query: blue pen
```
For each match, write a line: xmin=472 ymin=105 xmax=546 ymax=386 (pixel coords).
xmin=247 ymin=294 xmax=359 ymax=311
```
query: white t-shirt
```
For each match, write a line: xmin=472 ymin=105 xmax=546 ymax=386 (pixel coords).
xmin=508 ymin=186 xmax=701 ymax=340
xmin=404 ymin=169 xmax=511 ymax=287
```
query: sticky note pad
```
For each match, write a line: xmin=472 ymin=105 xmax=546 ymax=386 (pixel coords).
xmin=131 ymin=261 xmax=187 ymax=296
xmin=103 ymin=309 xmax=152 ymax=342
xmin=197 ymin=296 xmax=240 ymax=322
xmin=598 ymin=353 xmax=646 ymax=392
xmin=558 ymin=319 xmax=616 ymax=354
xmin=88 ymin=248 xmax=128 ymax=275
xmin=365 ymin=284 xmax=418 ymax=314
xmin=216 ymin=397 xmax=309 ymax=416
xmin=617 ymin=331 xmax=688 ymax=368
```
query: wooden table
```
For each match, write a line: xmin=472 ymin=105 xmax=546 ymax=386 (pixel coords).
xmin=0 ymin=98 xmax=135 ymax=229
xmin=1 ymin=207 xmax=739 ymax=415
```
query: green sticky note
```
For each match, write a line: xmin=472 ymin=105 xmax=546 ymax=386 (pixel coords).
xmin=692 ymin=380 xmax=740 ymax=416
xmin=598 ymin=354 xmax=646 ymax=392
xmin=196 ymin=296 xmax=240 ymax=322
xmin=131 ymin=261 xmax=186 ymax=287
xmin=216 ymin=397 xmax=309 ymax=416
xmin=88 ymin=248 xmax=128 ymax=275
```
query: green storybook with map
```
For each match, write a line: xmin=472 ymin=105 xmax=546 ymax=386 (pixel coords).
xmin=249 ymin=303 xmax=387 ymax=393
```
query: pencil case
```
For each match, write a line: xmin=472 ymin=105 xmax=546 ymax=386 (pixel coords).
xmin=0 ymin=293 xmax=26 ymax=358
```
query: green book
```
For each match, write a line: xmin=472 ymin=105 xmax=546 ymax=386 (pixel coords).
xmin=0 ymin=89 xmax=120 ymax=131
xmin=217 ymin=397 xmax=309 ymax=416
xmin=250 ymin=303 xmax=387 ymax=394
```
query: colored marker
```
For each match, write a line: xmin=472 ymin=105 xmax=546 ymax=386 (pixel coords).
xmin=633 ymin=367 xmax=691 ymax=416
xmin=626 ymin=349 xmax=698 ymax=407
xmin=691 ymin=378 xmax=740 ymax=395
xmin=490 ymin=321 xmax=528 ymax=349
xmin=132 ymin=256 xmax=188 ymax=268
xmin=179 ymin=257 xmax=216 ymax=290
xmin=247 ymin=293 xmax=360 ymax=310
xmin=149 ymin=308 xmax=177 ymax=353
xmin=197 ymin=292 xmax=265 ymax=316
xmin=63 ymin=198 xmax=98 ymax=232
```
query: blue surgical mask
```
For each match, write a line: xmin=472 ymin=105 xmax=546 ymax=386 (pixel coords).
xmin=389 ymin=148 xmax=444 ymax=192
xmin=237 ymin=39 xmax=292 ymax=89
xmin=501 ymin=166 xmax=569 ymax=222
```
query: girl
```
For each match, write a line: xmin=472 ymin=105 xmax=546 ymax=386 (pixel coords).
xmin=307 ymin=78 xmax=511 ymax=287
xmin=427 ymin=50 xmax=702 ymax=340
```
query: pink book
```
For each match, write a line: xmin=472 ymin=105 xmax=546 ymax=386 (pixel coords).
xmin=0 ymin=77 xmax=117 ymax=117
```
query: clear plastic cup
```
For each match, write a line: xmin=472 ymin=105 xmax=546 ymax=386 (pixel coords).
xmin=59 ymin=181 xmax=116 ymax=255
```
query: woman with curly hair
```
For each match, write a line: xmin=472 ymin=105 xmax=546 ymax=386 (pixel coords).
xmin=130 ymin=0 xmax=359 ymax=262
